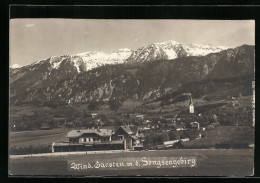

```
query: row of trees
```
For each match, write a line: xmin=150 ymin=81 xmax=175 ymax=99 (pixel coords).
xmin=88 ymin=99 xmax=122 ymax=110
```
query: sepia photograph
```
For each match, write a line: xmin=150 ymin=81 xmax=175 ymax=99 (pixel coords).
xmin=9 ymin=19 xmax=255 ymax=176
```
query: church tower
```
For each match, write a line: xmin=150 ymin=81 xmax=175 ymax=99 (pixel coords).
xmin=189 ymin=94 xmax=194 ymax=114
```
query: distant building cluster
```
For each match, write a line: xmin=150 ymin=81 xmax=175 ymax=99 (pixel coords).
xmin=52 ymin=94 xmax=202 ymax=152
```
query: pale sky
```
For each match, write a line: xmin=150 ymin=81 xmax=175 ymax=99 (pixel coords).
xmin=10 ymin=19 xmax=255 ymax=66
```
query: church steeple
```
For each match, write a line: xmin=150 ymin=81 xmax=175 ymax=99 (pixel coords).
xmin=189 ymin=94 xmax=194 ymax=113
xmin=189 ymin=94 xmax=193 ymax=105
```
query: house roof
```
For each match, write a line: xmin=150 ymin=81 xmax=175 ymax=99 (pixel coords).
xmin=67 ymin=125 xmax=145 ymax=139
xmin=189 ymin=94 xmax=193 ymax=105
xmin=137 ymin=133 xmax=145 ymax=138
xmin=120 ymin=125 xmax=133 ymax=135
xmin=129 ymin=126 xmax=138 ymax=133
xmin=131 ymin=135 xmax=138 ymax=140
xmin=119 ymin=125 xmax=146 ymax=140
xmin=67 ymin=128 xmax=113 ymax=138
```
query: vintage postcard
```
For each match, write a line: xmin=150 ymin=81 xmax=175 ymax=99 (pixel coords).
xmin=9 ymin=19 xmax=255 ymax=176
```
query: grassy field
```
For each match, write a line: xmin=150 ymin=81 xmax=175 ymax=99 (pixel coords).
xmin=9 ymin=105 xmax=53 ymax=117
xmin=9 ymin=149 xmax=254 ymax=176
xmin=9 ymin=128 xmax=71 ymax=148
xmin=184 ymin=126 xmax=254 ymax=148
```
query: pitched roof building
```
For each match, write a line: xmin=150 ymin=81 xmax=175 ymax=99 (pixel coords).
xmin=67 ymin=128 xmax=113 ymax=138
xmin=52 ymin=125 xmax=145 ymax=152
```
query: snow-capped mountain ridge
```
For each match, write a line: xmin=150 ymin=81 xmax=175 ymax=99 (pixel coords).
xmin=11 ymin=40 xmax=231 ymax=72
xmin=126 ymin=40 xmax=231 ymax=63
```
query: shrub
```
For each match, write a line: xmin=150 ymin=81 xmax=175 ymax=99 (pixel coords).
xmin=212 ymin=122 xmax=220 ymax=127
xmin=88 ymin=101 xmax=100 ymax=110
xmin=108 ymin=99 xmax=122 ymax=110
xmin=206 ymin=124 xmax=215 ymax=130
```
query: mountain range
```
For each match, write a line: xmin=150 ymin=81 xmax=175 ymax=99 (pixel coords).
xmin=10 ymin=40 xmax=229 ymax=72
xmin=9 ymin=40 xmax=254 ymax=106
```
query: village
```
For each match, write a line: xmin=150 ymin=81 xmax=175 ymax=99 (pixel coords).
xmin=52 ymin=95 xmax=215 ymax=152
xmin=9 ymin=93 xmax=254 ymax=155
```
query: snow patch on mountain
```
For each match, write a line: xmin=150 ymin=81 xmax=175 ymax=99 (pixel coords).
xmin=184 ymin=44 xmax=230 ymax=56
xmin=71 ymin=56 xmax=83 ymax=73
xmin=10 ymin=63 xmax=21 ymax=69
xmin=49 ymin=56 xmax=64 ymax=70
xmin=162 ymin=48 xmax=178 ymax=59
xmin=73 ymin=48 xmax=133 ymax=72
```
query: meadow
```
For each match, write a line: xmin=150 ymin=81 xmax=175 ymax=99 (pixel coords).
xmin=9 ymin=128 xmax=71 ymax=149
xmin=184 ymin=126 xmax=254 ymax=148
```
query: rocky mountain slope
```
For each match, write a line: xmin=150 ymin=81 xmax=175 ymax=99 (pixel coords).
xmin=9 ymin=45 xmax=254 ymax=106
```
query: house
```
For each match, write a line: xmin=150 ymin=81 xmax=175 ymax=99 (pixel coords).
xmin=91 ymin=113 xmax=98 ymax=118
xmin=190 ymin=122 xmax=200 ymax=130
xmin=136 ymin=114 xmax=144 ymax=120
xmin=143 ymin=119 xmax=151 ymax=124
xmin=229 ymin=101 xmax=240 ymax=107
xmin=196 ymin=133 xmax=202 ymax=139
xmin=163 ymin=140 xmax=179 ymax=147
xmin=52 ymin=125 xmax=144 ymax=152
xmin=52 ymin=128 xmax=119 ymax=152
xmin=40 ymin=123 xmax=51 ymax=130
xmin=181 ymin=138 xmax=190 ymax=142
xmin=67 ymin=128 xmax=113 ymax=143
xmin=112 ymin=125 xmax=133 ymax=149
xmin=112 ymin=125 xmax=144 ymax=150
xmin=52 ymin=128 xmax=124 ymax=152
xmin=176 ymin=127 xmax=187 ymax=131
xmin=95 ymin=119 xmax=101 ymax=123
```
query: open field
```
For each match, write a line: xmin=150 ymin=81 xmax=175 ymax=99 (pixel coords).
xmin=9 ymin=149 xmax=254 ymax=176
xmin=9 ymin=128 xmax=71 ymax=148
xmin=184 ymin=126 xmax=254 ymax=148
xmin=9 ymin=105 xmax=53 ymax=117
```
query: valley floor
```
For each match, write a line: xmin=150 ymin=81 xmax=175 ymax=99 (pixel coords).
xmin=9 ymin=126 xmax=254 ymax=150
